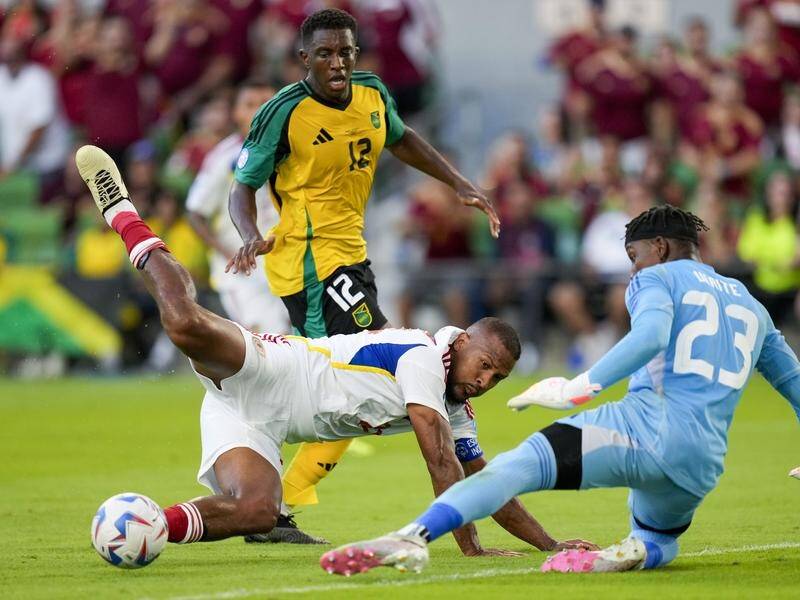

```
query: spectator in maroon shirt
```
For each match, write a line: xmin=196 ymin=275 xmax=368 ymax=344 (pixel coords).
xmin=359 ymin=0 xmax=439 ymax=118
xmin=83 ymin=17 xmax=149 ymax=166
xmin=209 ymin=0 xmax=262 ymax=81
xmin=144 ymin=0 xmax=234 ymax=120
xmin=481 ymin=180 xmax=555 ymax=372
xmin=733 ymin=7 xmax=800 ymax=130
xmin=397 ymin=179 xmax=475 ymax=330
xmin=736 ymin=0 xmax=800 ymax=59
xmin=547 ymin=0 xmax=606 ymax=139
xmin=651 ymin=18 xmax=722 ymax=142
xmin=577 ymin=25 xmax=652 ymax=143
xmin=105 ymin=0 xmax=154 ymax=60
xmin=30 ymin=0 xmax=99 ymax=126
xmin=683 ymin=70 xmax=764 ymax=200
xmin=481 ymin=132 xmax=550 ymax=212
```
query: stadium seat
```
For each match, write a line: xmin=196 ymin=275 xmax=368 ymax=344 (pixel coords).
xmin=0 ymin=206 xmax=62 ymax=265
xmin=0 ymin=171 xmax=39 ymax=209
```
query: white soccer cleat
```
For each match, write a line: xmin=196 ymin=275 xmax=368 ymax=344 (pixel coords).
xmin=790 ymin=466 xmax=800 ymax=480
xmin=75 ymin=145 xmax=131 ymax=216
xmin=541 ymin=536 xmax=647 ymax=573
xmin=319 ymin=533 xmax=429 ymax=577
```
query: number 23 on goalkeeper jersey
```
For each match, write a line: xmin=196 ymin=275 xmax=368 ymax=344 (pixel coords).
xmin=234 ymin=72 xmax=406 ymax=297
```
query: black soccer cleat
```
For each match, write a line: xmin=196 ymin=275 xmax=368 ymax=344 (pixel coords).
xmin=244 ymin=513 xmax=329 ymax=545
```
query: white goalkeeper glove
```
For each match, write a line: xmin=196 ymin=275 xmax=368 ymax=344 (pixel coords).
xmin=507 ymin=371 xmax=601 ymax=411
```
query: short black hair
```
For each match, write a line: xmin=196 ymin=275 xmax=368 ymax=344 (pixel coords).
xmin=625 ymin=205 xmax=709 ymax=246
xmin=300 ymin=8 xmax=358 ymax=47
xmin=471 ymin=317 xmax=521 ymax=361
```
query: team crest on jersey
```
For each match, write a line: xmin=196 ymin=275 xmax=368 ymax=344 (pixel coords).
xmin=370 ymin=111 xmax=381 ymax=129
xmin=352 ymin=302 xmax=373 ymax=328
xmin=237 ymin=148 xmax=249 ymax=169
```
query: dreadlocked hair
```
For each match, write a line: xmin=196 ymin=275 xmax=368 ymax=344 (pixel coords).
xmin=624 ymin=205 xmax=709 ymax=246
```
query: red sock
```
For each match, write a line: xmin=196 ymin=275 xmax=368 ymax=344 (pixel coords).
xmin=164 ymin=502 xmax=205 ymax=543
xmin=110 ymin=211 xmax=168 ymax=268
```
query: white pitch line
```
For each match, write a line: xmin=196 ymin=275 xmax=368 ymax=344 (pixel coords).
xmin=156 ymin=541 xmax=800 ymax=600
xmin=682 ymin=541 xmax=800 ymax=557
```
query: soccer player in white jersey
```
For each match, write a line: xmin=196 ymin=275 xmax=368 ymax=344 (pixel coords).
xmin=75 ymin=145 xmax=594 ymax=559
xmin=186 ymin=80 xmax=288 ymax=334
xmin=325 ymin=205 xmax=800 ymax=576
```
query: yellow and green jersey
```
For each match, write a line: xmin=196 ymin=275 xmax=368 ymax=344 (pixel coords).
xmin=234 ymin=71 xmax=406 ymax=297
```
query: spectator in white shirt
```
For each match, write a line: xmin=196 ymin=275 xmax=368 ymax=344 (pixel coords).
xmin=0 ymin=31 xmax=70 ymax=199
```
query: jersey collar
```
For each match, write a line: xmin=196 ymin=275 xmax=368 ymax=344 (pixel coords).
xmin=434 ymin=326 xmax=464 ymax=378
xmin=300 ymin=78 xmax=353 ymax=111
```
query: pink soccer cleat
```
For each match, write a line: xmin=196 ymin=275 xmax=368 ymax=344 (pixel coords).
xmin=541 ymin=537 xmax=646 ymax=573
xmin=320 ymin=534 xmax=428 ymax=577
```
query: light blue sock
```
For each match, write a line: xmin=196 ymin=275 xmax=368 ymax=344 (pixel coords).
xmin=630 ymin=527 xmax=679 ymax=569
xmin=408 ymin=433 xmax=557 ymax=542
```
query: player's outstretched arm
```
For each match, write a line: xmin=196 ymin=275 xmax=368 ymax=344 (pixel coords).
xmin=408 ymin=404 xmax=520 ymax=557
xmin=387 ymin=127 xmax=500 ymax=238
xmin=510 ymin=270 xmax=674 ymax=411
xmin=226 ymin=181 xmax=274 ymax=275
xmin=757 ymin=327 xmax=800 ymax=421
xmin=461 ymin=456 xmax=598 ymax=552
xmin=755 ymin=325 xmax=800 ymax=479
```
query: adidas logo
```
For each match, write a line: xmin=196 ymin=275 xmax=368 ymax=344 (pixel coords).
xmin=312 ymin=128 xmax=334 ymax=145
xmin=316 ymin=462 xmax=337 ymax=472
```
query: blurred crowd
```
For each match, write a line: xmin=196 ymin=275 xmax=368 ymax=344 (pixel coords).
xmin=0 ymin=0 xmax=438 ymax=371
xmin=396 ymin=0 xmax=800 ymax=371
xmin=2 ymin=0 xmax=800 ymax=374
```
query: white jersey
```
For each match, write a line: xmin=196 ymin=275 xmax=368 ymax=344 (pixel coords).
xmin=196 ymin=325 xmax=483 ymax=491
xmin=185 ymin=133 xmax=278 ymax=291
xmin=291 ymin=326 xmax=479 ymax=449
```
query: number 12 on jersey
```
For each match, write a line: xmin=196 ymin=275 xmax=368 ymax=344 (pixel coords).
xmin=674 ymin=290 xmax=759 ymax=389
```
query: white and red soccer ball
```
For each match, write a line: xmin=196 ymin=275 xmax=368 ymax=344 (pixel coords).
xmin=91 ymin=493 xmax=168 ymax=568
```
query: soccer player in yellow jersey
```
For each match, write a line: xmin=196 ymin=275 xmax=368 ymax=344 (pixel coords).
xmin=227 ymin=8 xmax=500 ymax=543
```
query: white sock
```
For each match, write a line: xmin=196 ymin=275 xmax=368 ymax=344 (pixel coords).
xmin=103 ymin=199 xmax=138 ymax=227
xmin=395 ymin=522 xmax=430 ymax=543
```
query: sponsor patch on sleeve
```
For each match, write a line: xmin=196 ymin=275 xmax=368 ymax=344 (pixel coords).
xmin=454 ymin=437 xmax=483 ymax=462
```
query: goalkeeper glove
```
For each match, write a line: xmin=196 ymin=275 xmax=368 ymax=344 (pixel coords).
xmin=507 ymin=371 xmax=601 ymax=411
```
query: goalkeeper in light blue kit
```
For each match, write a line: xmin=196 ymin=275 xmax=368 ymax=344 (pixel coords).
xmin=322 ymin=205 xmax=800 ymax=575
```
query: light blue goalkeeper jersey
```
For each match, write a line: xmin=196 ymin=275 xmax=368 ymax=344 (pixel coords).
xmin=586 ymin=259 xmax=800 ymax=497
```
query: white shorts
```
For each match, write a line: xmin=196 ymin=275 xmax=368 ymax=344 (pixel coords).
xmin=195 ymin=324 xmax=310 ymax=493
xmin=218 ymin=278 xmax=289 ymax=334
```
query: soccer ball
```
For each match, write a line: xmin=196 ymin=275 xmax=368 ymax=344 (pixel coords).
xmin=91 ymin=492 xmax=168 ymax=568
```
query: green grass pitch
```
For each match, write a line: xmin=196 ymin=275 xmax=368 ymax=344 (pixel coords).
xmin=1 ymin=373 xmax=799 ymax=599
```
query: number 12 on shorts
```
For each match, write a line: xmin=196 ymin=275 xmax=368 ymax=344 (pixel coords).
xmin=326 ymin=274 xmax=365 ymax=311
